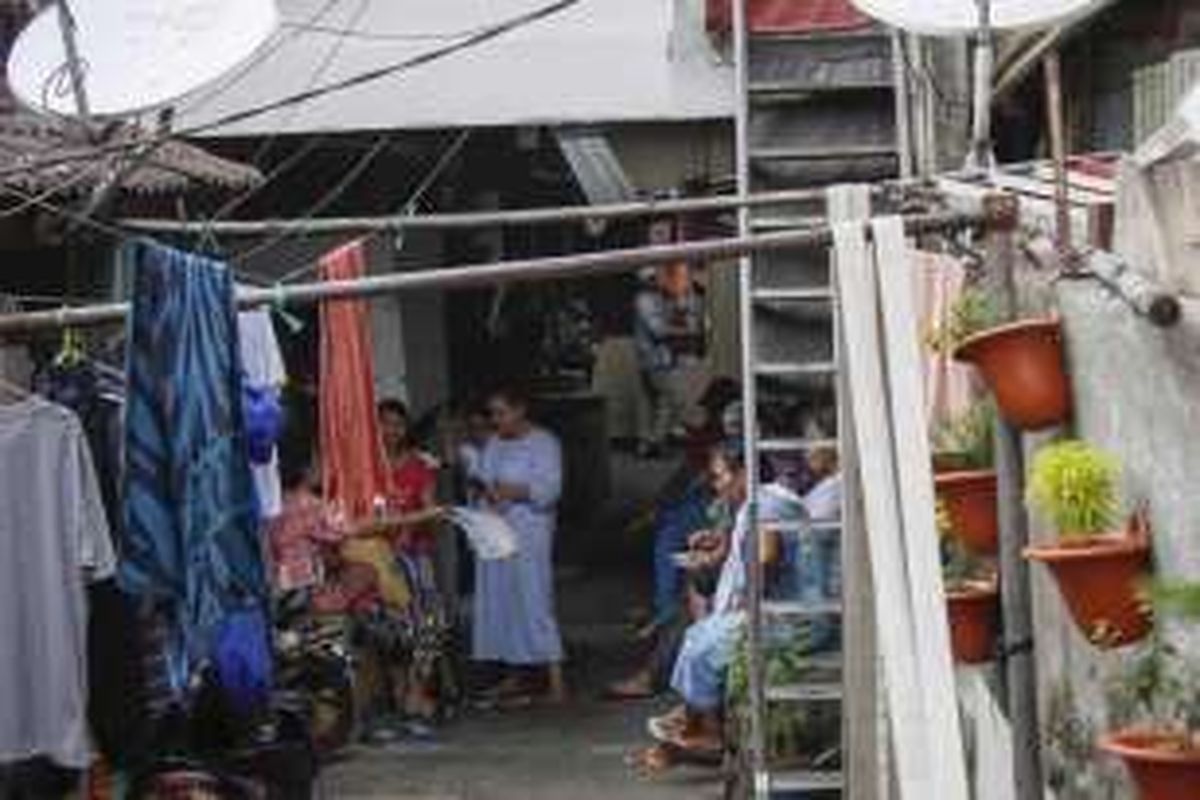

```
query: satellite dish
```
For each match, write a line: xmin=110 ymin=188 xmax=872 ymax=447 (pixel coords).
xmin=8 ymin=0 xmax=279 ymax=117
xmin=850 ymin=0 xmax=1108 ymax=36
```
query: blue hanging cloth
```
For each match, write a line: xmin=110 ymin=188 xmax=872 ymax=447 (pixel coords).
xmin=119 ymin=240 xmax=269 ymax=697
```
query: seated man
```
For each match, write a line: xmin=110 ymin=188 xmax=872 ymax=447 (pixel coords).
xmin=630 ymin=442 xmax=841 ymax=772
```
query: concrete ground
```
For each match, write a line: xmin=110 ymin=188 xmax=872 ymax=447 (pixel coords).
xmin=324 ymin=452 xmax=724 ymax=799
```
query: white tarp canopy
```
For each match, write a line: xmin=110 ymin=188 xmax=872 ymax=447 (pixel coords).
xmin=175 ymin=0 xmax=734 ymax=136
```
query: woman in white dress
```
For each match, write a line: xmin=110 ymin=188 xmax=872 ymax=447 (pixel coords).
xmin=471 ymin=387 xmax=566 ymax=705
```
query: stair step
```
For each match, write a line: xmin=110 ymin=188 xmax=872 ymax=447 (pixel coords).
xmin=763 ymin=599 xmax=843 ymax=617
xmin=766 ymin=682 xmax=844 ymax=703
xmin=761 ymin=520 xmax=842 ymax=536
xmin=758 ymin=437 xmax=839 ymax=453
xmin=754 ymin=361 xmax=837 ymax=378
xmin=752 ymin=287 xmax=834 ymax=303
xmin=768 ymin=769 xmax=845 ymax=793
xmin=751 ymin=144 xmax=898 ymax=162
xmin=750 ymin=79 xmax=893 ymax=97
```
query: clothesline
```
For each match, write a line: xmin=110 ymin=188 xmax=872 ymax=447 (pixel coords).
xmin=0 ymin=210 xmax=981 ymax=337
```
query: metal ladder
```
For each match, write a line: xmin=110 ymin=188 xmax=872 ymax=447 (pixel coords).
xmin=732 ymin=4 xmax=904 ymax=797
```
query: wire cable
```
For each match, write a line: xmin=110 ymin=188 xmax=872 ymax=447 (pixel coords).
xmin=230 ymin=134 xmax=391 ymax=268
xmin=267 ymin=129 xmax=469 ymax=285
xmin=196 ymin=0 xmax=373 ymax=249
xmin=0 ymin=0 xmax=584 ymax=184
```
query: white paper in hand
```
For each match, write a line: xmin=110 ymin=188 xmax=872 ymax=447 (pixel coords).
xmin=447 ymin=507 xmax=519 ymax=561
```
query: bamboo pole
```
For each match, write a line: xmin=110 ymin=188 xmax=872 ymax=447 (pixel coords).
xmin=118 ymin=186 xmax=925 ymax=236
xmin=0 ymin=211 xmax=977 ymax=335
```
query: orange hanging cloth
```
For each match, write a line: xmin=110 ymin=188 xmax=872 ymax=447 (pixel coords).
xmin=319 ymin=240 xmax=388 ymax=524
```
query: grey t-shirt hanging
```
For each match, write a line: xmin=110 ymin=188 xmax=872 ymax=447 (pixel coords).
xmin=0 ymin=397 xmax=115 ymax=768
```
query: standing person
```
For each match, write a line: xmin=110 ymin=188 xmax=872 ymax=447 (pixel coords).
xmin=472 ymin=387 xmax=566 ymax=706
xmin=377 ymin=399 xmax=450 ymax=725
xmin=633 ymin=220 xmax=706 ymax=459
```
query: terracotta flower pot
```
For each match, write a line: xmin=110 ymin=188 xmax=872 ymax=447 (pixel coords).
xmin=946 ymin=581 xmax=999 ymax=664
xmin=1024 ymin=534 xmax=1152 ymax=648
xmin=936 ymin=470 xmax=998 ymax=555
xmin=953 ymin=319 xmax=1072 ymax=431
xmin=1100 ymin=730 xmax=1200 ymax=800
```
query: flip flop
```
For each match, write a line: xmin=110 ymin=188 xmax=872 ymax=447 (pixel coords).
xmin=602 ymin=683 xmax=654 ymax=702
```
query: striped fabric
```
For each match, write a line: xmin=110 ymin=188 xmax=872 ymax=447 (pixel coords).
xmin=119 ymin=241 xmax=266 ymax=693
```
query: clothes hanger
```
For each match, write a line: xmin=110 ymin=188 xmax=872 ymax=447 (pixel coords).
xmin=53 ymin=325 xmax=86 ymax=370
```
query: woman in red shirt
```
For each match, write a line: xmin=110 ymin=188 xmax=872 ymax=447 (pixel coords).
xmin=377 ymin=399 xmax=449 ymax=725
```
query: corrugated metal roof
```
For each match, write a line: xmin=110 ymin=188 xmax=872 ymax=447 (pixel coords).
xmin=177 ymin=0 xmax=733 ymax=137
xmin=0 ymin=113 xmax=263 ymax=197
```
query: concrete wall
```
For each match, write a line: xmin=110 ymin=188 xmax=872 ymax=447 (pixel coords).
xmin=1026 ymin=280 xmax=1200 ymax=798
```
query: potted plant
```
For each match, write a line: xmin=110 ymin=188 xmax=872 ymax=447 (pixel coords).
xmin=940 ymin=509 xmax=999 ymax=665
xmin=1024 ymin=440 xmax=1152 ymax=648
xmin=1100 ymin=581 xmax=1200 ymax=799
xmin=933 ymin=401 xmax=998 ymax=555
xmin=934 ymin=288 xmax=1072 ymax=431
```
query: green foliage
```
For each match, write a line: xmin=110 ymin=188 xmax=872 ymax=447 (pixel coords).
xmin=925 ymin=288 xmax=1001 ymax=355
xmin=941 ymin=532 xmax=990 ymax=589
xmin=1106 ymin=582 xmax=1200 ymax=741
xmin=933 ymin=400 xmax=996 ymax=470
xmin=1027 ymin=440 xmax=1120 ymax=538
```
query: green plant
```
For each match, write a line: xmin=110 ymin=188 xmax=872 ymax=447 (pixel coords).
xmin=933 ymin=400 xmax=997 ymax=470
xmin=1027 ymin=440 xmax=1121 ymax=539
xmin=925 ymin=287 xmax=1001 ymax=355
xmin=1105 ymin=582 xmax=1200 ymax=748
xmin=941 ymin=533 xmax=991 ymax=589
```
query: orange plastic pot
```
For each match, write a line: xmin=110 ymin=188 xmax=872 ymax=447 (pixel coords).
xmin=936 ymin=470 xmax=998 ymax=555
xmin=946 ymin=582 xmax=998 ymax=664
xmin=954 ymin=319 xmax=1072 ymax=431
xmin=1024 ymin=535 xmax=1152 ymax=648
xmin=1100 ymin=730 xmax=1200 ymax=800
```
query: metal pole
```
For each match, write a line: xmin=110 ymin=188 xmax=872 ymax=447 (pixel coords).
xmin=53 ymin=0 xmax=92 ymax=127
xmin=1043 ymin=50 xmax=1075 ymax=269
xmin=969 ymin=0 xmax=995 ymax=172
xmin=0 ymin=213 xmax=977 ymax=338
xmin=118 ymin=186 xmax=924 ymax=236
xmin=730 ymin=0 xmax=768 ymax=795
xmin=984 ymin=193 xmax=1045 ymax=800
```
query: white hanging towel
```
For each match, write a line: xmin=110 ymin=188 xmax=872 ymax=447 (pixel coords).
xmin=447 ymin=506 xmax=519 ymax=561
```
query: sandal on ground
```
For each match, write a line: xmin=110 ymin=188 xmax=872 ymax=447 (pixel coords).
xmin=603 ymin=679 xmax=654 ymax=702
xmin=626 ymin=745 xmax=675 ymax=777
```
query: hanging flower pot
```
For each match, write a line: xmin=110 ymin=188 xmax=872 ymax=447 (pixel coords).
xmin=1024 ymin=440 xmax=1152 ymax=648
xmin=1099 ymin=730 xmax=1200 ymax=800
xmin=1024 ymin=535 xmax=1152 ymax=647
xmin=953 ymin=319 xmax=1072 ymax=431
xmin=946 ymin=580 xmax=999 ymax=664
xmin=936 ymin=470 xmax=998 ymax=555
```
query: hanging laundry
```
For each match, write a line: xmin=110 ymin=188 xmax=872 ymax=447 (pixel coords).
xmin=120 ymin=240 xmax=267 ymax=696
xmin=0 ymin=397 xmax=114 ymax=769
xmin=317 ymin=241 xmax=405 ymax=608
xmin=911 ymin=249 xmax=976 ymax=432
xmin=319 ymin=240 xmax=388 ymax=523
xmin=239 ymin=308 xmax=288 ymax=519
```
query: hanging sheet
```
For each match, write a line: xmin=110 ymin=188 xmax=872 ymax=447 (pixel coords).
xmin=318 ymin=240 xmax=388 ymax=524
xmin=120 ymin=240 xmax=267 ymax=693
xmin=706 ymin=0 xmax=871 ymax=34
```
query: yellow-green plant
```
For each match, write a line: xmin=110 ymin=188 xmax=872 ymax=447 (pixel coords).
xmin=1027 ymin=440 xmax=1120 ymax=540
xmin=925 ymin=288 xmax=1001 ymax=355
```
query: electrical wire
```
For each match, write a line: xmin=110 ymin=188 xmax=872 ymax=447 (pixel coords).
xmin=196 ymin=0 xmax=373 ymax=248
xmin=269 ymin=129 xmax=470 ymax=285
xmin=230 ymin=134 xmax=391 ymax=268
xmin=278 ymin=20 xmax=489 ymax=42
xmin=0 ymin=0 xmax=584 ymax=185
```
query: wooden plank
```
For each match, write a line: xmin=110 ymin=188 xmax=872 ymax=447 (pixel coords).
xmin=872 ymin=217 xmax=970 ymax=797
xmin=830 ymin=185 xmax=933 ymax=798
xmin=830 ymin=185 xmax=884 ymax=800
